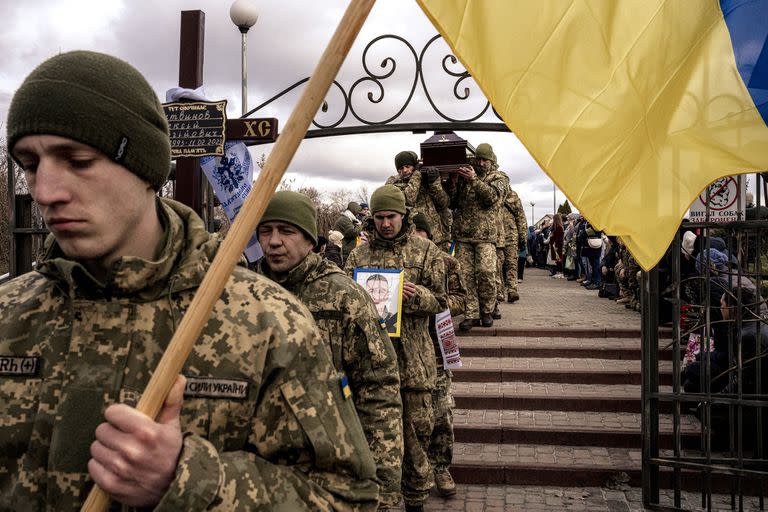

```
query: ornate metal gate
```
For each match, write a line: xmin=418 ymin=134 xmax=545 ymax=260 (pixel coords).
xmin=6 ymin=33 xmax=510 ymax=278
xmin=641 ymin=172 xmax=768 ymax=509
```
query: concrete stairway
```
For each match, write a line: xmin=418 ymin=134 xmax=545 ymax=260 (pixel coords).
xmin=449 ymin=332 xmax=701 ymax=488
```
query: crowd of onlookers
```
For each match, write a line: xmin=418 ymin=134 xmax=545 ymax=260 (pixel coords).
xmin=526 ymin=212 xmax=642 ymax=310
xmin=528 ymin=201 xmax=768 ymax=449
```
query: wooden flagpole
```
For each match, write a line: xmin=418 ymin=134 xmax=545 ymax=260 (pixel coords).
xmin=81 ymin=1 xmax=376 ymax=509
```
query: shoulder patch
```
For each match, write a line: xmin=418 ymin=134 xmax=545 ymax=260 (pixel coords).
xmin=0 ymin=356 xmax=39 ymax=376
xmin=184 ymin=377 xmax=249 ymax=400
xmin=340 ymin=374 xmax=352 ymax=400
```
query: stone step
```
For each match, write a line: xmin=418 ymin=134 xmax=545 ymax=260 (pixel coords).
xmin=451 ymin=357 xmax=674 ymax=386
xmin=456 ymin=326 xmax=674 ymax=340
xmin=451 ymin=441 xmax=641 ymax=487
xmin=451 ymin=381 xmax=679 ymax=413
xmin=452 ymin=409 xmax=701 ymax=449
xmin=457 ymin=336 xmax=675 ymax=361
xmin=450 ymin=442 xmax=766 ymax=493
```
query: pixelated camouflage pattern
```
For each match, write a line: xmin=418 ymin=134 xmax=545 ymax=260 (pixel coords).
xmin=501 ymin=244 xmax=519 ymax=297
xmin=0 ymin=198 xmax=378 ymax=511
xmin=386 ymin=170 xmax=452 ymax=247
xmin=400 ymin=390 xmax=434 ymax=507
xmin=260 ymin=252 xmax=403 ymax=507
xmin=345 ymin=215 xmax=448 ymax=391
xmin=496 ymin=246 xmax=507 ymax=302
xmin=333 ymin=212 xmax=362 ymax=264
xmin=345 ymin=216 xmax=446 ymax=509
xmin=620 ymin=244 xmax=641 ymax=303
xmin=427 ymin=368 xmax=454 ymax=472
xmin=493 ymin=168 xmax=510 ymax=247
xmin=456 ymin=242 xmax=497 ymax=319
xmin=503 ymin=187 xmax=528 ymax=245
xmin=450 ymin=165 xmax=507 ymax=243
xmin=443 ymin=254 xmax=467 ymax=317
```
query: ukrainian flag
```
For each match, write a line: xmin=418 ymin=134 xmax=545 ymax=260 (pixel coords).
xmin=417 ymin=0 xmax=768 ymax=270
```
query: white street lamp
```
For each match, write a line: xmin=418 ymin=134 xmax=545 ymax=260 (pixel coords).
xmin=230 ymin=0 xmax=259 ymax=116
xmin=530 ymin=201 xmax=535 ymax=223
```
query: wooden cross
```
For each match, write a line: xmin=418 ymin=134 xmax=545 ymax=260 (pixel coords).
xmin=173 ymin=10 xmax=277 ymax=220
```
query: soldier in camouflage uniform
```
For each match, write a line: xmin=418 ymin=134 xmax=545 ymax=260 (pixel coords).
xmin=346 ymin=187 xmax=448 ymax=512
xmin=623 ymin=246 xmax=643 ymax=311
xmin=412 ymin=213 xmax=465 ymax=498
xmin=257 ymin=191 xmax=404 ymax=509
xmin=333 ymin=201 xmax=363 ymax=265
xmin=386 ymin=150 xmax=453 ymax=250
xmin=493 ymin=167 xmax=509 ymax=319
xmin=0 ymin=51 xmax=379 ymax=511
xmin=501 ymin=184 xmax=528 ymax=303
xmin=450 ymin=143 xmax=508 ymax=331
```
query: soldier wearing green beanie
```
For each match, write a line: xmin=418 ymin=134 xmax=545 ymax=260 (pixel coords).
xmin=346 ymin=185 xmax=448 ymax=511
xmin=7 ymin=50 xmax=171 ymax=190
xmin=258 ymin=191 xmax=403 ymax=508
xmin=452 ymin=142 xmax=508 ymax=330
xmin=260 ymin=190 xmax=318 ymax=245
xmin=387 ymin=149 xmax=452 ymax=250
xmin=2 ymin=50 xmax=379 ymax=511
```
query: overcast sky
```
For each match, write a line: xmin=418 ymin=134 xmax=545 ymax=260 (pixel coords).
xmin=0 ymin=0 xmax=570 ymax=224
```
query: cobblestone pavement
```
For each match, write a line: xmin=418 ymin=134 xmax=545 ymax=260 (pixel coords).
xmin=487 ymin=267 xmax=641 ymax=331
xmin=425 ymin=485 xmax=764 ymax=511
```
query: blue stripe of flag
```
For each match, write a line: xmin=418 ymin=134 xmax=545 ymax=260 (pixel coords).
xmin=720 ymin=0 xmax=768 ymax=124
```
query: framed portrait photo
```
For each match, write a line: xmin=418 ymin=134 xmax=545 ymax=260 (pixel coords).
xmin=353 ymin=268 xmax=404 ymax=338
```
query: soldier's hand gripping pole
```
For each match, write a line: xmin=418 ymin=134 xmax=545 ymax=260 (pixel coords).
xmin=81 ymin=1 xmax=376 ymax=510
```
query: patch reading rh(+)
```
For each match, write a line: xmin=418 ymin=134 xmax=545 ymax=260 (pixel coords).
xmin=0 ymin=356 xmax=39 ymax=376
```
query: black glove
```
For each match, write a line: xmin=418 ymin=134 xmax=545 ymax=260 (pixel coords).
xmin=519 ymin=236 xmax=527 ymax=250
xmin=422 ymin=166 xmax=440 ymax=184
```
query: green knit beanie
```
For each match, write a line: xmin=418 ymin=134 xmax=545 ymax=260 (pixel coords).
xmin=347 ymin=201 xmax=362 ymax=215
xmin=260 ymin=191 xmax=318 ymax=244
xmin=370 ymin=185 xmax=406 ymax=215
xmin=394 ymin=150 xmax=418 ymax=170
xmin=412 ymin=212 xmax=432 ymax=238
xmin=7 ymin=50 xmax=171 ymax=190
xmin=476 ymin=143 xmax=496 ymax=163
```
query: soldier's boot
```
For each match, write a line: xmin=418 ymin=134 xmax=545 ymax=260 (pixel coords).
xmin=492 ymin=304 xmax=502 ymax=319
xmin=481 ymin=313 xmax=494 ymax=327
xmin=434 ymin=469 xmax=457 ymax=497
xmin=507 ymin=290 xmax=520 ymax=303
xmin=404 ymin=503 xmax=424 ymax=512
xmin=459 ymin=318 xmax=477 ymax=331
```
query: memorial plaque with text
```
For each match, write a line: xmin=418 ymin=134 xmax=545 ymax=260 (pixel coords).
xmin=163 ymin=100 xmax=227 ymax=158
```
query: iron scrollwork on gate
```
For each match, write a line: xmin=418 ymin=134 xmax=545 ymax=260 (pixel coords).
xmin=244 ymin=34 xmax=507 ymax=138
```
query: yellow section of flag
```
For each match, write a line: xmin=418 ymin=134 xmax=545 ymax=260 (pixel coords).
xmin=417 ymin=0 xmax=768 ymax=269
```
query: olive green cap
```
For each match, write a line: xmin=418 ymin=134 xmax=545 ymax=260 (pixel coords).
xmin=7 ymin=50 xmax=171 ymax=190
xmin=370 ymin=185 xmax=406 ymax=215
xmin=260 ymin=190 xmax=318 ymax=244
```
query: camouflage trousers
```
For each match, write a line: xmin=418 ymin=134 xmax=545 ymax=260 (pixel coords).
xmin=457 ymin=242 xmax=497 ymax=318
xmin=401 ymin=389 xmax=435 ymax=506
xmin=428 ymin=367 xmax=454 ymax=472
xmin=495 ymin=241 xmax=519 ymax=301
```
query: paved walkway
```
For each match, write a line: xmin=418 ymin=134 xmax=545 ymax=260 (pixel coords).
xmin=488 ymin=267 xmax=641 ymax=331
xmin=424 ymin=484 xmax=763 ymax=511
xmin=422 ymin=268 xmax=760 ymax=511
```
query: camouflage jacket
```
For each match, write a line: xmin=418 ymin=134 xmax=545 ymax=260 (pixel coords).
xmin=260 ymin=252 xmax=403 ymax=504
xmin=345 ymin=216 xmax=448 ymax=391
xmin=444 ymin=254 xmax=467 ymax=317
xmin=493 ymin=169 xmax=511 ymax=246
xmin=502 ymin=187 xmax=528 ymax=245
xmin=333 ymin=211 xmax=361 ymax=262
xmin=0 ymin=199 xmax=378 ymax=512
xmin=451 ymin=166 xmax=507 ymax=243
xmin=386 ymin=170 xmax=452 ymax=247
